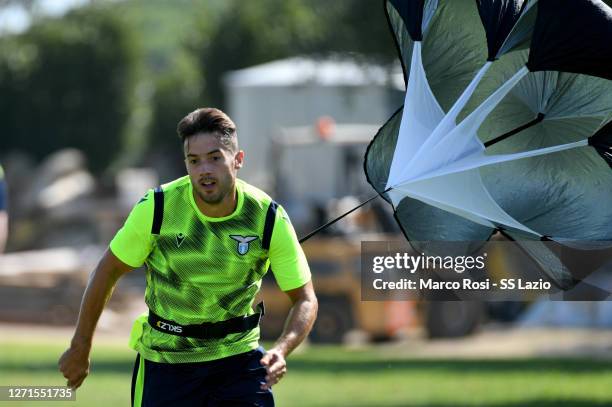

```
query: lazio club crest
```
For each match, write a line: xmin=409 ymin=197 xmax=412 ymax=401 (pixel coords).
xmin=230 ymin=235 xmax=258 ymax=255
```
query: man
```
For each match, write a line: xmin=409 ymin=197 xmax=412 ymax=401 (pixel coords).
xmin=59 ymin=108 xmax=318 ymax=406
xmin=0 ymin=164 xmax=7 ymax=253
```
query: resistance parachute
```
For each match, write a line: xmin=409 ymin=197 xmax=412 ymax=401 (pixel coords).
xmin=365 ymin=0 xmax=612 ymax=289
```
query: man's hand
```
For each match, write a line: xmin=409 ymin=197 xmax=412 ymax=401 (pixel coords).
xmin=259 ymin=281 xmax=317 ymax=390
xmin=58 ymin=340 xmax=91 ymax=389
xmin=259 ymin=348 xmax=287 ymax=390
xmin=57 ymin=249 xmax=133 ymax=390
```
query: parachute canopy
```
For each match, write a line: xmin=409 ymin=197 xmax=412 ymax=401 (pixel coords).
xmin=365 ymin=0 xmax=612 ymax=288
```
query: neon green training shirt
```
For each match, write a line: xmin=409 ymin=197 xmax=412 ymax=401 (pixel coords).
xmin=110 ymin=176 xmax=311 ymax=363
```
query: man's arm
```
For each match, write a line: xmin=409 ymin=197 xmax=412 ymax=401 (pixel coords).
xmin=0 ymin=210 xmax=7 ymax=254
xmin=260 ymin=280 xmax=317 ymax=390
xmin=58 ymin=249 xmax=133 ymax=389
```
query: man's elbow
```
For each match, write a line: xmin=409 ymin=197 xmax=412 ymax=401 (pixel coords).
xmin=309 ymin=293 xmax=318 ymax=322
xmin=297 ymin=282 xmax=318 ymax=319
xmin=308 ymin=289 xmax=318 ymax=312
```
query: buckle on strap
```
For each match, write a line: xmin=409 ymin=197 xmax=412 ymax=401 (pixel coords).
xmin=147 ymin=301 xmax=265 ymax=340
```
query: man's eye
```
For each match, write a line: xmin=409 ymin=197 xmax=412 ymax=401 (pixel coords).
xmin=189 ymin=159 xmax=198 ymax=165
xmin=212 ymin=156 xmax=221 ymax=161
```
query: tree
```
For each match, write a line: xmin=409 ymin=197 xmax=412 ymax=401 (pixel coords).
xmin=0 ymin=7 xmax=141 ymax=173
xmin=197 ymin=0 xmax=397 ymax=108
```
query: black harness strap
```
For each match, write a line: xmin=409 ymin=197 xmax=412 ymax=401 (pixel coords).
xmin=148 ymin=302 xmax=265 ymax=340
xmin=152 ymin=187 xmax=164 ymax=235
xmin=262 ymin=201 xmax=278 ymax=250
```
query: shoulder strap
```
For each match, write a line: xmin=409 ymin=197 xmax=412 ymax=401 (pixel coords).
xmin=261 ymin=200 xmax=278 ymax=250
xmin=151 ymin=187 xmax=164 ymax=235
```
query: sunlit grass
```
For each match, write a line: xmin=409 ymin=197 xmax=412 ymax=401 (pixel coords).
xmin=1 ymin=338 xmax=611 ymax=406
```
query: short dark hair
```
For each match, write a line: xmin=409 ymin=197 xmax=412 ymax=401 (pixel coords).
xmin=177 ymin=107 xmax=237 ymax=151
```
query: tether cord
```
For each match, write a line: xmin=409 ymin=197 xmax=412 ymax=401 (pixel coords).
xmin=484 ymin=113 xmax=545 ymax=148
xmin=298 ymin=187 xmax=392 ymax=243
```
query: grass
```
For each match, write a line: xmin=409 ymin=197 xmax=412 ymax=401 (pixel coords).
xmin=1 ymin=338 xmax=612 ymax=406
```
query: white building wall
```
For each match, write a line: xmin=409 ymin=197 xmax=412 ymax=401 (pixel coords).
xmin=226 ymin=84 xmax=401 ymax=191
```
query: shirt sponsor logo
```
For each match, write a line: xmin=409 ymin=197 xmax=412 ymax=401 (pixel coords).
xmin=156 ymin=320 xmax=183 ymax=333
xmin=230 ymin=235 xmax=258 ymax=255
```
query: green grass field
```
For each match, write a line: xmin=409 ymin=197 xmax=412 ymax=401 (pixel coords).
xmin=1 ymin=339 xmax=612 ymax=406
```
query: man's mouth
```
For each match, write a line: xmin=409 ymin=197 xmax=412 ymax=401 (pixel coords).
xmin=200 ymin=179 xmax=217 ymax=190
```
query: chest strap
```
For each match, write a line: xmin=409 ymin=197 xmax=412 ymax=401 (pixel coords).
xmin=262 ymin=201 xmax=278 ymax=250
xmin=148 ymin=302 xmax=265 ymax=340
xmin=151 ymin=187 xmax=164 ymax=235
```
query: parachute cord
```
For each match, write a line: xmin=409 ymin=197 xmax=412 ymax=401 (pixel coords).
xmin=298 ymin=187 xmax=392 ymax=244
xmin=484 ymin=113 xmax=545 ymax=147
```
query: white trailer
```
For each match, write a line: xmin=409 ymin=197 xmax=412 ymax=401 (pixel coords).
xmin=224 ymin=56 xmax=404 ymax=192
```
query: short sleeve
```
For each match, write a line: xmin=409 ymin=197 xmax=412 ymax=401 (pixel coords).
xmin=110 ymin=190 xmax=155 ymax=268
xmin=268 ymin=205 xmax=311 ymax=291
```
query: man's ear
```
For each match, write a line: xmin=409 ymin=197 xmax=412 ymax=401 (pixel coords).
xmin=183 ymin=139 xmax=190 ymax=171
xmin=234 ymin=150 xmax=245 ymax=169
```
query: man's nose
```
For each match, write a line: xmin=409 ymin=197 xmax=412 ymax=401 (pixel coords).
xmin=198 ymin=161 xmax=214 ymax=175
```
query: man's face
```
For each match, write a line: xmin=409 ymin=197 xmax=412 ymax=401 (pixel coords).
xmin=184 ymin=132 xmax=244 ymax=206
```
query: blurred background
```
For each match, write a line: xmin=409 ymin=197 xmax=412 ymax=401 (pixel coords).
xmin=1 ymin=1 xmax=612 ymax=406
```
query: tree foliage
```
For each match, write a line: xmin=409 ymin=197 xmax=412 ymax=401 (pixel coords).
xmin=0 ymin=7 xmax=140 ymax=172
xmin=0 ymin=0 xmax=398 ymax=172
xmin=198 ymin=0 xmax=397 ymax=107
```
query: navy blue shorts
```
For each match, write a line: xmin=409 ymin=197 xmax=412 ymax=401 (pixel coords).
xmin=131 ymin=347 xmax=274 ymax=407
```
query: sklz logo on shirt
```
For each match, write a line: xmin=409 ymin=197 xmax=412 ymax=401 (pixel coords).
xmin=176 ymin=233 xmax=186 ymax=248
xmin=229 ymin=235 xmax=258 ymax=255
xmin=156 ymin=320 xmax=183 ymax=333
